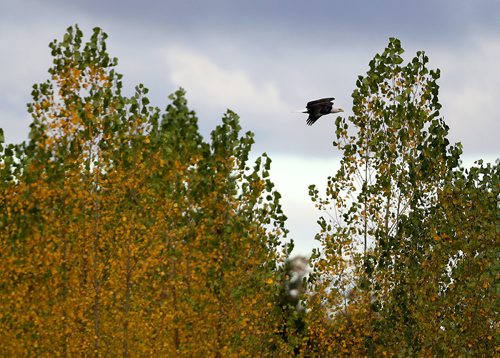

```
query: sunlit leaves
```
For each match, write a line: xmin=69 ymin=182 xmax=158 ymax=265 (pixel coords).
xmin=0 ymin=26 xmax=289 ymax=356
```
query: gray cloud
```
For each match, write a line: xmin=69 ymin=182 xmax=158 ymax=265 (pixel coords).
xmin=29 ymin=0 xmax=500 ymax=43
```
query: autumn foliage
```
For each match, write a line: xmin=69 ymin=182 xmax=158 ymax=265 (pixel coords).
xmin=0 ymin=27 xmax=497 ymax=356
xmin=0 ymin=26 xmax=290 ymax=356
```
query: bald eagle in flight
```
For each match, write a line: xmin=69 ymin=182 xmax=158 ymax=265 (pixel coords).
xmin=303 ymin=97 xmax=344 ymax=125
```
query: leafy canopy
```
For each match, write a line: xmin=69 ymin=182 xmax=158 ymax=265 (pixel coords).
xmin=0 ymin=25 xmax=292 ymax=356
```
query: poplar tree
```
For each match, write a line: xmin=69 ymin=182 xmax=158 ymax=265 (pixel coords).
xmin=306 ymin=38 xmax=495 ymax=356
xmin=0 ymin=26 xmax=289 ymax=356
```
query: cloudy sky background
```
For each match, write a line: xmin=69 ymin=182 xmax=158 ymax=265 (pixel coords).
xmin=1 ymin=0 xmax=499 ymax=255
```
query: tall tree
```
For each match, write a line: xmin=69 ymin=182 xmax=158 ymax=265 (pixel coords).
xmin=0 ymin=26 xmax=289 ymax=356
xmin=305 ymin=38 xmax=497 ymax=356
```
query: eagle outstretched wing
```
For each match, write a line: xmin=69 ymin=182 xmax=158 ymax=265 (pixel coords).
xmin=306 ymin=97 xmax=335 ymax=125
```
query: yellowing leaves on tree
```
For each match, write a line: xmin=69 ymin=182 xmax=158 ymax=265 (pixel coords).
xmin=0 ymin=25 xmax=290 ymax=357
xmin=0 ymin=27 xmax=496 ymax=358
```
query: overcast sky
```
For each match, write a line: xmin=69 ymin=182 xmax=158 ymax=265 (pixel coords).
xmin=1 ymin=0 xmax=499 ymax=255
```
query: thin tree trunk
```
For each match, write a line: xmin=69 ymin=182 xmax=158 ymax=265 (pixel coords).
xmin=91 ymin=140 xmax=101 ymax=356
xmin=171 ymin=262 xmax=180 ymax=353
xmin=123 ymin=247 xmax=131 ymax=357
xmin=363 ymin=148 xmax=369 ymax=257
xmin=60 ymin=192 xmax=69 ymax=357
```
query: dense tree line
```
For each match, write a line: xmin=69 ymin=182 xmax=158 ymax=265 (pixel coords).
xmin=0 ymin=27 xmax=497 ymax=356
